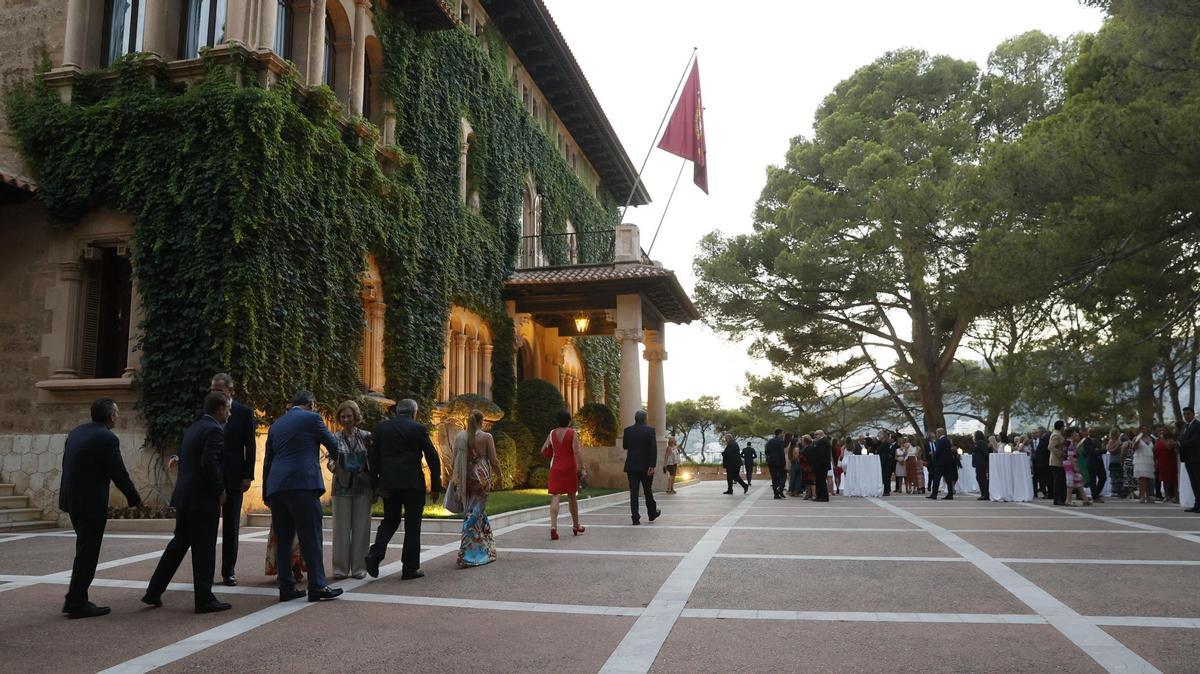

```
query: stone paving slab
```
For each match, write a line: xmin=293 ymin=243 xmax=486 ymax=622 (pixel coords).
xmin=735 ymin=515 xmax=919 ymax=530
xmin=1125 ymin=517 xmax=1200 ymax=532
xmin=1100 ymin=627 xmax=1200 ymax=673
xmin=687 ymin=558 xmax=1033 ymax=615
xmin=0 ymin=583 xmax=274 ymax=673
xmin=649 ymin=619 xmax=1102 ymax=673
xmin=0 ymin=535 xmax=168 ymax=575
xmin=498 ymin=522 xmax=707 ymax=552
xmin=1008 ymin=562 xmax=1200 ymax=618
xmin=156 ymin=600 xmax=635 ymax=673
xmin=355 ymin=551 xmax=678 ymax=607
xmin=717 ymin=529 xmax=952 ymax=557
xmin=958 ymin=531 xmax=1200 ymax=561
xmin=925 ymin=516 xmax=1138 ymax=531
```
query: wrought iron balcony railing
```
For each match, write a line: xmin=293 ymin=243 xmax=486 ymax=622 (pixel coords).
xmin=516 ymin=229 xmax=616 ymax=269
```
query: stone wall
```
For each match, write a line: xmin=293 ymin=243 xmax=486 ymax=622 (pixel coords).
xmin=0 ymin=0 xmax=65 ymax=177
xmin=581 ymin=445 xmax=669 ymax=493
xmin=0 ymin=200 xmax=54 ymax=433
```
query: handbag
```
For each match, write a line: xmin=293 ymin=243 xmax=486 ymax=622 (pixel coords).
xmin=443 ymin=481 xmax=464 ymax=514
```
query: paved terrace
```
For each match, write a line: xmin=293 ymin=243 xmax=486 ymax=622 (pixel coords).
xmin=2 ymin=484 xmax=1199 ymax=673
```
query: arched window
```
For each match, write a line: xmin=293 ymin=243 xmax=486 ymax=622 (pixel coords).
xmin=274 ymin=0 xmax=293 ymax=59
xmin=181 ymin=0 xmax=227 ymax=59
xmin=363 ymin=58 xmax=373 ymax=121
xmin=518 ymin=181 xmax=542 ymax=268
xmin=564 ymin=219 xmax=578 ymax=265
xmin=323 ymin=16 xmax=335 ymax=86
xmin=103 ymin=0 xmax=144 ymax=66
xmin=359 ymin=257 xmax=385 ymax=393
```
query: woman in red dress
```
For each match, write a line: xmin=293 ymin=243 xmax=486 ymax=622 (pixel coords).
xmin=541 ymin=410 xmax=589 ymax=540
xmin=1155 ymin=425 xmax=1180 ymax=503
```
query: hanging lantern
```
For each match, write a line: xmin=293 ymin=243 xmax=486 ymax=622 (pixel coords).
xmin=574 ymin=314 xmax=590 ymax=334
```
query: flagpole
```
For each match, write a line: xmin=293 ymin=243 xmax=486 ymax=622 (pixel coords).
xmin=646 ymin=157 xmax=688 ymax=256
xmin=618 ymin=47 xmax=698 ymax=224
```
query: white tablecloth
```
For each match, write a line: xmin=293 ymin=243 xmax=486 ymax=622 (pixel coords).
xmin=842 ymin=454 xmax=883 ymax=497
xmin=1181 ymin=462 xmax=1195 ymax=510
xmin=989 ymin=452 xmax=1034 ymax=502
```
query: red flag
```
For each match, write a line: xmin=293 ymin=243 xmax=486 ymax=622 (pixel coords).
xmin=657 ymin=60 xmax=708 ymax=194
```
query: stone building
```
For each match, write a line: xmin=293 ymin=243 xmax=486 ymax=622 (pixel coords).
xmin=0 ymin=0 xmax=697 ymax=529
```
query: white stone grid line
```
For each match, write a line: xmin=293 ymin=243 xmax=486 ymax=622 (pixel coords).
xmin=599 ymin=485 xmax=767 ymax=674
xmin=872 ymin=497 xmax=1161 ymax=674
xmin=1018 ymin=501 xmax=1200 ymax=544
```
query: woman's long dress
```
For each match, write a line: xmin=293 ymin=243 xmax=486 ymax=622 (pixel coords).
xmin=457 ymin=433 xmax=497 ymax=569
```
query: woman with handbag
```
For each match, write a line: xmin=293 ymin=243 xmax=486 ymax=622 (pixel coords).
xmin=325 ymin=400 xmax=373 ymax=580
xmin=663 ymin=436 xmax=681 ymax=494
xmin=542 ymin=410 xmax=588 ymax=540
xmin=452 ymin=410 xmax=501 ymax=568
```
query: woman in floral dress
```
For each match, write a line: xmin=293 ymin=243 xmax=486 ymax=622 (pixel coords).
xmin=453 ymin=410 xmax=501 ymax=568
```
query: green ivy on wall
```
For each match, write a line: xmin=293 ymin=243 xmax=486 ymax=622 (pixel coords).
xmin=5 ymin=13 xmax=622 ymax=450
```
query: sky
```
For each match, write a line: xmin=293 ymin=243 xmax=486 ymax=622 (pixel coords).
xmin=543 ymin=0 xmax=1106 ymax=408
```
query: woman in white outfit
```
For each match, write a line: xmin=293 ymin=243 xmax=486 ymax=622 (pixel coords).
xmin=1132 ymin=426 xmax=1156 ymax=504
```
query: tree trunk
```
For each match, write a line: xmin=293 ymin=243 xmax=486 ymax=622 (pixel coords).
xmin=984 ymin=408 xmax=1001 ymax=435
xmin=1164 ymin=349 xmax=1183 ymax=424
xmin=1137 ymin=363 xmax=1156 ymax=427
xmin=1001 ymin=407 xmax=1011 ymax=437
xmin=1190 ymin=320 xmax=1198 ymax=409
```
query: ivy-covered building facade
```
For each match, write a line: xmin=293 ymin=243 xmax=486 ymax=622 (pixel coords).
xmin=0 ymin=0 xmax=697 ymax=526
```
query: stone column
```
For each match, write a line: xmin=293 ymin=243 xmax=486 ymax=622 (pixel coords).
xmin=382 ymin=100 xmax=396 ymax=145
xmin=52 ymin=262 xmax=83 ymax=379
xmin=480 ymin=344 xmax=494 ymax=400
xmin=564 ymin=375 xmax=575 ymax=412
xmin=63 ymin=0 xmax=88 ymax=68
xmin=142 ymin=0 xmax=172 ymax=58
xmin=468 ymin=338 xmax=481 ymax=396
xmin=307 ymin=0 xmax=328 ymax=85
xmin=122 ymin=279 xmax=144 ymax=378
xmin=348 ymin=0 xmax=368 ymax=115
xmin=259 ymin=0 xmax=280 ymax=50
xmin=615 ymin=293 xmax=643 ymax=429
xmin=452 ymin=332 xmax=466 ymax=398
xmin=440 ymin=327 xmax=452 ymax=401
xmin=368 ymin=300 xmax=386 ymax=390
xmin=644 ymin=326 xmax=668 ymax=448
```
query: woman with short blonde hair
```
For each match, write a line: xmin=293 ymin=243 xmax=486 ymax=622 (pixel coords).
xmin=326 ymin=399 xmax=372 ymax=579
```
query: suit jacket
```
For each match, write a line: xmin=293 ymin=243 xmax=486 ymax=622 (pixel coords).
xmin=1034 ymin=434 xmax=1050 ymax=466
xmin=59 ymin=422 xmax=141 ymax=518
xmin=764 ymin=436 xmax=786 ymax=466
xmin=807 ymin=436 xmax=832 ymax=470
xmin=200 ymin=400 xmax=256 ymax=488
xmin=723 ymin=441 xmax=743 ymax=469
xmin=1180 ymin=419 xmax=1200 ymax=463
xmin=879 ymin=442 xmax=898 ymax=465
xmin=369 ymin=414 xmax=441 ymax=492
xmin=969 ymin=438 xmax=988 ymax=465
xmin=934 ymin=436 xmax=955 ymax=467
xmin=622 ymin=423 xmax=657 ymax=473
xmin=1048 ymin=430 xmax=1065 ymax=467
xmin=263 ymin=407 xmax=339 ymax=499
xmin=172 ymin=416 xmax=226 ymax=513
xmin=740 ymin=446 xmax=757 ymax=463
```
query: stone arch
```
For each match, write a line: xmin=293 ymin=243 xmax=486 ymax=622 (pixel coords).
xmin=324 ymin=0 xmax=354 ymax=101
xmin=359 ymin=255 xmax=385 ymax=393
xmin=364 ymin=34 xmax=384 ymax=126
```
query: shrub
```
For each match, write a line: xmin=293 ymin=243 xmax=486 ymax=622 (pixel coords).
xmin=493 ymin=418 xmax=538 ymax=482
xmin=575 ymin=402 xmax=617 ymax=446
xmin=493 ymin=432 xmax=522 ymax=490
xmin=528 ymin=465 xmax=550 ymax=489
xmin=515 ymin=379 xmax=567 ymax=448
xmin=443 ymin=394 xmax=504 ymax=428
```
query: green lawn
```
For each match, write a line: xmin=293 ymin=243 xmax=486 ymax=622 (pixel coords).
xmin=322 ymin=487 xmax=619 ymax=520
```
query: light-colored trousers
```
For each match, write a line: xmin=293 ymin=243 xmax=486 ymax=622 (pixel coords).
xmin=331 ymin=491 xmax=373 ymax=578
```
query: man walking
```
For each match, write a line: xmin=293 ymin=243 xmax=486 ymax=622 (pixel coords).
xmin=808 ymin=431 xmax=832 ymax=502
xmin=924 ymin=431 xmax=940 ymax=498
xmin=365 ymin=399 xmax=441 ymax=579
xmin=764 ymin=429 xmax=786 ymax=499
xmin=59 ymin=398 xmax=142 ymax=619
xmin=1180 ymin=407 xmax=1200 ymax=513
xmin=143 ymin=392 xmax=232 ymax=614
xmin=879 ymin=431 xmax=897 ymax=496
xmin=623 ymin=410 xmax=660 ymax=525
xmin=1049 ymin=420 xmax=1067 ymax=506
xmin=1033 ymin=427 xmax=1051 ymax=498
xmin=927 ymin=428 xmax=956 ymax=500
xmin=722 ymin=435 xmax=749 ymax=494
xmin=263 ymin=391 xmax=343 ymax=602
xmin=1083 ymin=428 xmax=1106 ymax=503
xmin=741 ymin=442 xmax=757 ymax=485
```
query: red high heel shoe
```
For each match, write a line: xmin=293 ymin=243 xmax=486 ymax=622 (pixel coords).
xmin=572 ymin=526 xmax=586 ymax=536
xmin=550 ymin=528 xmax=559 ymax=541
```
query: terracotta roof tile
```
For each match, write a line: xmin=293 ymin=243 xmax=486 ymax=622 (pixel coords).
xmin=506 ymin=263 xmax=672 ymax=285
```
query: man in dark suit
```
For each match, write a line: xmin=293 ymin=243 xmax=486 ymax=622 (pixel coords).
xmin=1180 ymin=406 xmax=1200 ymax=513
xmin=622 ymin=410 xmax=660 ymax=525
xmin=808 ymin=431 xmax=832 ymax=501
xmin=923 ymin=431 xmax=939 ymax=497
xmin=59 ymin=398 xmax=142 ymax=619
xmin=927 ymin=428 xmax=956 ymax=500
xmin=764 ymin=429 xmax=786 ymax=499
xmin=1033 ymin=427 xmax=1051 ymax=498
xmin=741 ymin=442 xmax=757 ymax=485
xmin=365 ymin=398 xmax=441 ymax=580
xmin=142 ymin=392 xmax=232 ymax=613
xmin=879 ymin=432 xmax=897 ymax=496
xmin=262 ymin=390 xmax=343 ymax=602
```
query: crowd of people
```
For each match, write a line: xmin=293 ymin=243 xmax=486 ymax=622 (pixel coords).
xmin=708 ymin=410 xmax=1200 ymax=509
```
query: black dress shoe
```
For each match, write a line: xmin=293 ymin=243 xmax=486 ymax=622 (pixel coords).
xmin=140 ymin=593 xmax=163 ymax=608
xmin=399 ymin=570 xmax=425 ymax=581
xmin=308 ymin=586 xmax=343 ymax=602
xmin=722 ymin=490 xmax=733 ymax=494
xmin=943 ymin=495 xmax=954 ymax=500
xmin=365 ymin=555 xmax=381 ymax=578
xmin=1186 ymin=506 xmax=1200 ymax=513
xmin=977 ymin=496 xmax=988 ymax=501
xmin=279 ymin=587 xmax=306 ymax=602
xmin=67 ymin=602 xmax=111 ymax=619
xmin=648 ymin=509 xmax=661 ymax=522
xmin=743 ymin=484 xmax=749 ymax=494
xmin=631 ymin=519 xmax=641 ymax=525
xmin=61 ymin=600 xmax=71 ymax=614
xmin=222 ymin=575 xmax=238 ymax=587
xmin=195 ymin=600 xmax=232 ymax=614
xmin=926 ymin=495 xmax=938 ymax=500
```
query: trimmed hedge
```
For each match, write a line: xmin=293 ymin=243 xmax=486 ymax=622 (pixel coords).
xmin=493 ymin=432 xmax=523 ymax=490
xmin=575 ymin=402 xmax=617 ymax=446
xmin=527 ymin=465 xmax=550 ymax=489
xmin=515 ymin=379 xmax=566 ymax=451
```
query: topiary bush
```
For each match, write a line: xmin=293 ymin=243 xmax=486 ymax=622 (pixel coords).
xmin=493 ymin=432 xmax=523 ymax=490
xmin=527 ymin=465 xmax=550 ymax=489
xmin=443 ymin=394 xmax=504 ymax=428
xmin=575 ymin=402 xmax=618 ymax=446
xmin=515 ymin=379 xmax=567 ymax=450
